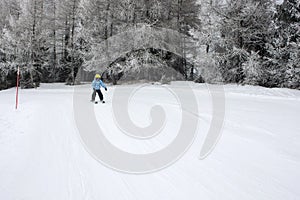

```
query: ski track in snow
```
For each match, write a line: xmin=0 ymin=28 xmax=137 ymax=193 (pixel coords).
xmin=0 ymin=83 xmax=300 ymax=200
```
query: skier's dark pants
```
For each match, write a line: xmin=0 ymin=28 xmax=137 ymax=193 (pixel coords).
xmin=91 ymin=89 xmax=103 ymax=101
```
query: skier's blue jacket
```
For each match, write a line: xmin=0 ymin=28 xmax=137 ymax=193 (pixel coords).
xmin=92 ymin=79 xmax=107 ymax=90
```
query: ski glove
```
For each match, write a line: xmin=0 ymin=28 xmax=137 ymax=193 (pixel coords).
xmin=105 ymin=88 xmax=107 ymax=91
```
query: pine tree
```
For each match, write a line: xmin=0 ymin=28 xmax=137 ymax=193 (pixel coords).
xmin=242 ymin=51 xmax=262 ymax=85
xmin=262 ymin=0 xmax=300 ymax=88
xmin=215 ymin=0 xmax=276 ymax=84
xmin=277 ymin=0 xmax=300 ymax=89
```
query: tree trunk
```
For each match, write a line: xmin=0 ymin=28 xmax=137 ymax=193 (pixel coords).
xmin=53 ymin=0 xmax=57 ymax=69
xmin=70 ymin=0 xmax=77 ymax=85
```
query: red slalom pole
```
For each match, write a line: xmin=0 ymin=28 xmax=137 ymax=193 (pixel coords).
xmin=15 ymin=66 xmax=20 ymax=110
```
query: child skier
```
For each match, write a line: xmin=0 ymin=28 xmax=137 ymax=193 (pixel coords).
xmin=91 ymin=74 xmax=107 ymax=103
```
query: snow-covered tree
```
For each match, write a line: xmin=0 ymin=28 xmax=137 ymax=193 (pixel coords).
xmin=242 ymin=51 xmax=262 ymax=85
xmin=215 ymin=0 xmax=277 ymax=83
xmin=0 ymin=0 xmax=299 ymax=89
xmin=262 ymin=0 xmax=300 ymax=88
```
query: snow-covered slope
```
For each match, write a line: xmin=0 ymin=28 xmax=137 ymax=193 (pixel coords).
xmin=0 ymin=83 xmax=300 ymax=200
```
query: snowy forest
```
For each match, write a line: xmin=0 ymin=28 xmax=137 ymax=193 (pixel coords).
xmin=0 ymin=0 xmax=299 ymax=90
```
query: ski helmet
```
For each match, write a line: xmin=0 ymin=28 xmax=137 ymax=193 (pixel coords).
xmin=95 ymin=74 xmax=101 ymax=79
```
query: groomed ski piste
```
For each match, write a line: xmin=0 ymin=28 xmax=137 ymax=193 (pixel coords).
xmin=1 ymin=82 xmax=300 ymax=200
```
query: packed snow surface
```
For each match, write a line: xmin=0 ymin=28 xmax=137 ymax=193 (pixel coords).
xmin=0 ymin=83 xmax=300 ymax=200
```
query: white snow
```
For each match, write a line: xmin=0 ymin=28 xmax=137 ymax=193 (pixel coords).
xmin=1 ymin=83 xmax=300 ymax=200
xmin=275 ymin=0 xmax=284 ymax=5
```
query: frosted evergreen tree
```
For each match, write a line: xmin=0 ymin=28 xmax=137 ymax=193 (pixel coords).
xmin=263 ymin=0 xmax=300 ymax=88
xmin=242 ymin=51 xmax=261 ymax=85
xmin=216 ymin=0 xmax=276 ymax=83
